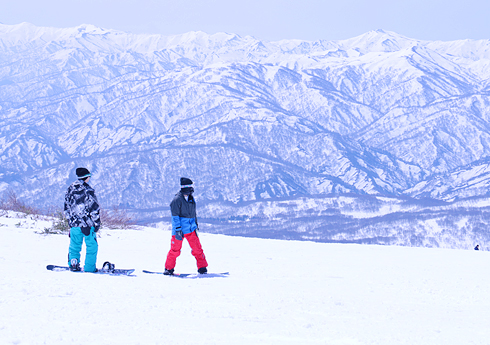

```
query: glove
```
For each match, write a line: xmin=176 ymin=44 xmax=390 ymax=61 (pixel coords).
xmin=175 ymin=230 xmax=183 ymax=241
xmin=81 ymin=226 xmax=91 ymax=236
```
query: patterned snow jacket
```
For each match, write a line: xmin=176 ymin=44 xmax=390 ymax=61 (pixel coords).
xmin=64 ymin=179 xmax=101 ymax=236
xmin=170 ymin=191 xmax=198 ymax=238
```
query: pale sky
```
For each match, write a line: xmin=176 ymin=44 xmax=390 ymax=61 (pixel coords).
xmin=2 ymin=0 xmax=489 ymax=42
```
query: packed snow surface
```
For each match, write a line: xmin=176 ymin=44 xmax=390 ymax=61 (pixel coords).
xmin=0 ymin=212 xmax=489 ymax=345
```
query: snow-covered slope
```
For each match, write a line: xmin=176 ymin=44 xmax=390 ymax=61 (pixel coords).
xmin=0 ymin=213 xmax=488 ymax=344
xmin=1 ymin=23 xmax=490 ymax=246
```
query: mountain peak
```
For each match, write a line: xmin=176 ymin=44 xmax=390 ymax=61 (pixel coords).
xmin=75 ymin=23 xmax=110 ymax=35
xmin=340 ymin=29 xmax=419 ymax=53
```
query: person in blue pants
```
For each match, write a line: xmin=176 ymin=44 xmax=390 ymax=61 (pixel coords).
xmin=64 ymin=167 xmax=101 ymax=272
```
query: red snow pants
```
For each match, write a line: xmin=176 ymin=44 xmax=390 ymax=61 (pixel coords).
xmin=165 ymin=231 xmax=208 ymax=270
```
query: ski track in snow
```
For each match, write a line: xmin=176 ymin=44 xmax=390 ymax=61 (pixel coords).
xmin=0 ymin=212 xmax=489 ymax=345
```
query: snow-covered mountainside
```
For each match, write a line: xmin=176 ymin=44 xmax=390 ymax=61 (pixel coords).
xmin=1 ymin=23 xmax=490 ymax=247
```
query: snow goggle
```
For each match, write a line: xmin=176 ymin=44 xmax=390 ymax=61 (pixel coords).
xmin=78 ymin=173 xmax=92 ymax=179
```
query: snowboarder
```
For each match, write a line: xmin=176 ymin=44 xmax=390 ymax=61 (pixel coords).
xmin=164 ymin=177 xmax=208 ymax=275
xmin=64 ymin=167 xmax=101 ymax=272
xmin=474 ymin=244 xmax=480 ymax=250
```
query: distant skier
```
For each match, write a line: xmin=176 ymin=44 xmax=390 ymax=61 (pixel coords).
xmin=64 ymin=167 xmax=101 ymax=272
xmin=164 ymin=177 xmax=208 ymax=275
xmin=474 ymin=244 xmax=480 ymax=250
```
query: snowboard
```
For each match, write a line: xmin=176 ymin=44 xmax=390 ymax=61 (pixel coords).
xmin=46 ymin=265 xmax=135 ymax=276
xmin=142 ymin=270 xmax=229 ymax=278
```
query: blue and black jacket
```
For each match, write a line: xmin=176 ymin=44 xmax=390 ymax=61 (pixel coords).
xmin=170 ymin=191 xmax=198 ymax=239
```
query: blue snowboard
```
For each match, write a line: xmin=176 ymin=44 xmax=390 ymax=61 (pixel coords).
xmin=47 ymin=264 xmax=135 ymax=276
xmin=142 ymin=270 xmax=229 ymax=278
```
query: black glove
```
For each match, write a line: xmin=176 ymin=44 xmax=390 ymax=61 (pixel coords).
xmin=81 ymin=226 xmax=91 ymax=236
xmin=175 ymin=230 xmax=183 ymax=241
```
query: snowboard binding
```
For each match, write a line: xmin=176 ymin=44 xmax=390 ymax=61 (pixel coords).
xmin=101 ymin=261 xmax=115 ymax=273
xmin=69 ymin=258 xmax=81 ymax=272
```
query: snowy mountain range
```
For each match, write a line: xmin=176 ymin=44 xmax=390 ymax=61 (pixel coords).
xmin=1 ymin=22 xmax=490 ymax=247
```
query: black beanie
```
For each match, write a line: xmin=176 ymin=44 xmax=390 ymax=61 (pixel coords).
xmin=180 ymin=177 xmax=194 ymax=194
xmin=76 ymin=167 xmax=91 ymax=179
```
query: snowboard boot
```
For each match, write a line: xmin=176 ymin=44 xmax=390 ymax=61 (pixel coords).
xmin=69 ymin=258 xmax=81 ymax=272
xmin=164 ymin=268 xmax=174 ymax=275
xmin=198 ymin=267 xmax=207 ymax=274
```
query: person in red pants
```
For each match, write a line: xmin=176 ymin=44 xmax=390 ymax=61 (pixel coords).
xmin=164 ymin=177 xmax=208 ymax=275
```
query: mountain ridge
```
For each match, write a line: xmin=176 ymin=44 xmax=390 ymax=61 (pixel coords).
xmin=1 ymin=23 xmax=490 ymax=247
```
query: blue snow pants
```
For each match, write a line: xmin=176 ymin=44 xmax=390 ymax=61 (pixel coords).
xmin=68 ymin=227 xmax=98 ymax=272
